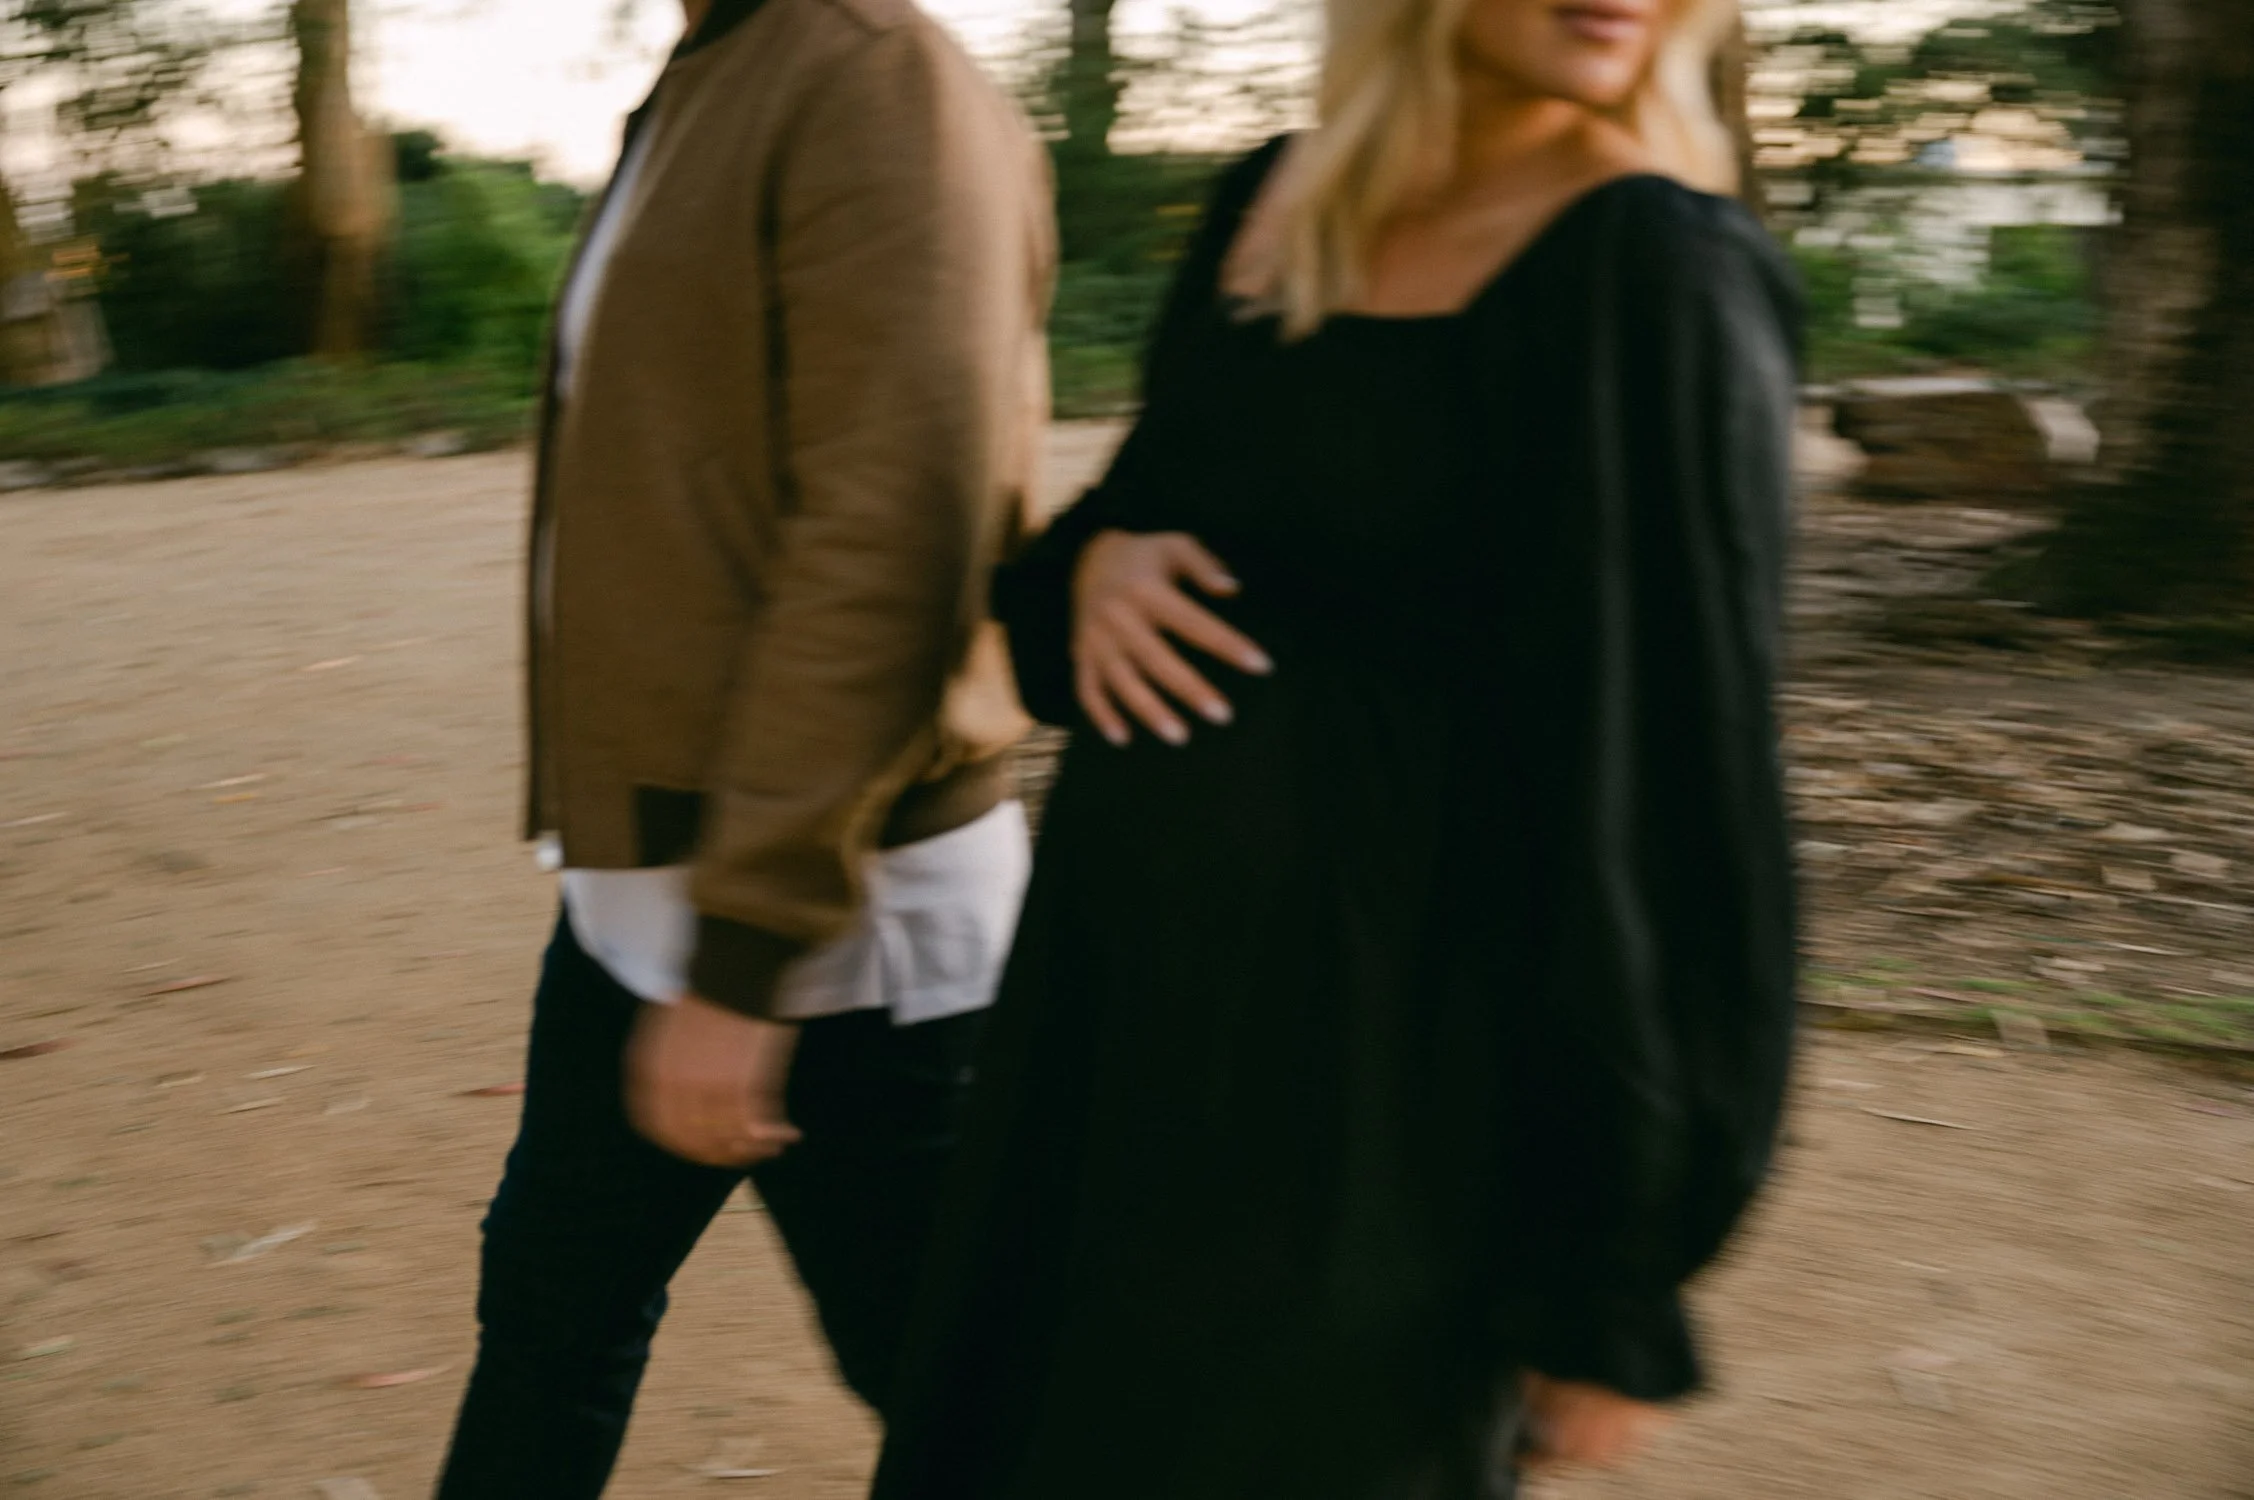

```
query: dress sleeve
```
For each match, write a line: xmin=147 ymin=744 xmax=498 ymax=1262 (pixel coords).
xmin=1491 ymin=189 xmax=1802 ymax=1401
xmin=991 ymin=138 xmax=1289 ymax=725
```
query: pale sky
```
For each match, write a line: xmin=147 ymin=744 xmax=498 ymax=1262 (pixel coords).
xmin=357 ymin=0 xmax=2000 ymax=184
xmin=359 ymin=0 xmax=1278 ymax=185
xmin=0 ymin=0 xmax=2001 ymax=197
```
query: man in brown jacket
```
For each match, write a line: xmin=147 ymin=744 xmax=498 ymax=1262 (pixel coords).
xmin=432 ymin=0 xmax=1052 ymax=1490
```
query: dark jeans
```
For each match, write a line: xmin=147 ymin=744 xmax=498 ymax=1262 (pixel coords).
xmin=434 ymin=913 xmax=982 ymax=1499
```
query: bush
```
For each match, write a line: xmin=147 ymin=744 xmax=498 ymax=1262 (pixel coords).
xmin=1791 ymin=225 xmax=2099 ymax=384
xmin=0 ymin=360 xmax=533 ymax=466
xmin=1049 ymin=261 xmax=1174 ymax=415
xmin=75 ymin=176 xmax=300 ymax=372
xmin=1045 ymin=152 xmax=1227 ymax=415
xmin=72 ymin=144 xmax=584 ymax=388
xmin=387 ymin=160 xmax=581 ymax=379
xmin=1899 ymin=225 xmax=2097 ymax=375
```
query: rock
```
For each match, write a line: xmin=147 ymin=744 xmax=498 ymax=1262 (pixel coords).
xmin=1831 ymin=378 xmax=2054 ymax=506
xmin=198 ymin=448 xmax=290 ymax=476
xmin=0 ymin=461 xmax=57 ymax=492
xmin=103 ymin=462 xmax=195 ymax=485
xmin=2024 ymin=396 xmax=2102 ymax=465
xmin=402 ymin=430 xmax=470 ymax=460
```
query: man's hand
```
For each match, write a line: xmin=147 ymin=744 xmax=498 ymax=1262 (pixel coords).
xmin=625 ymin=995 xmax=803 ymax=1168
xmin=1519 ymin=1373 xmax=1672 ymax=1473
xmin=1073 ymin=530 xmax=1272 ymax=748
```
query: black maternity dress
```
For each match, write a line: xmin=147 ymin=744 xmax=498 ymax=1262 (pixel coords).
xmin=873 ymin=140 xmax=1804 ymax=1500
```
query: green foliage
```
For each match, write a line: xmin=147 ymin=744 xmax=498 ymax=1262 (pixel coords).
xmin=0 ymin=360 xmax=533 ymax=466
xmin=1049 ymin=261 xmax=1169 ymax=415
xmin=1046 ymin=156 xmax=1220 ymax=414
xmin=73 ymin=175 xmax=299 ymax=372
xmin=1791 ymin=225 xmax=2096 ymax=382
xmin=388 ymin=160 xmax=583 ymax=379
xmin=1898 ymin=225 xmax=2096 ymax=372
xmin=70 ymin=139 xmax=585 ymax=386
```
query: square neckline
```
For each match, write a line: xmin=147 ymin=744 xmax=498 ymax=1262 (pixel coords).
xmin=1220 ymin=166 xmax=1676 ymax=331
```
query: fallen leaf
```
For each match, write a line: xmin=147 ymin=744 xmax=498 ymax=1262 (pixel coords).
xmin=0 ymin=1039 xmax=73 ymax=1061
xmin=144 ymin=975 xmax=229 ymax=997
xmin=222 ymin=1098 xmax=285 ymax=1115
xmin=2173 ymin=851 xmax=2234 ymax=880
xmin=2101 ymin=865 xmax=2157 ymax=893
xmin=211 ymin=793 xmax=262 ymax=805
xmin=1995 ymin=1013 xmax=2050 ymax=1052
xmin=316 ymin=1479 xmax=382 ymax=1500
xmin=17 ymin=1337 xmax=74 ymax=1360
xmin=461 ymin=1083 xmax=525 ymax=1098
xmin=212 ymin=1223 xmax=316 ymax=1265
xmin=1905 ymin=987 xmax=1985 ymax=1006
xmin=245 ymin=1066 xmax=310 ymax=1080
xmin=1886 ymin=1348 xmax=1957 ymax=1412
xmin=689 ymin=1437 xmax=779 ymax=1480
xmin=1862 ymin=1108 xmax=1977 ymax=1131
xmin=156 ymin=1071 xmax=204 ymax=1088
xmin=340 ymin=1366 xmax=443 ymax=1390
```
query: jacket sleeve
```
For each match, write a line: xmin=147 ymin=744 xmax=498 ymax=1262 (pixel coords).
xmin=1495 ymin=194 xmax=1802 ymax=1400
xmin=991 ymin=138 xmax=1288 ymax=726
xmin=685 ymin=26 xmax=1050 ymax=1019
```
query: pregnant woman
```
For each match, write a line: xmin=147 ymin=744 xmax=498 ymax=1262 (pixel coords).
xmin=875 ymin=0 xmax=1801 ymax=1495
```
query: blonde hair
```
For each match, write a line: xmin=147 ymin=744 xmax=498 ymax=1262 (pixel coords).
xmin=1257 ymin=0 xmax=1741 ymax=336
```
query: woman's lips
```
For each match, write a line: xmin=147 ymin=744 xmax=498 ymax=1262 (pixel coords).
xmin=1555 ymin=1 xmax=1650 ymax=45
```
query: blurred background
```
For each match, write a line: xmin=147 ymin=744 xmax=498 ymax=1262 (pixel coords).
xmin=2 ymin=1 xmax=2249 ymax=626
xmin=1 ymin=2 xmax=2249 ymax=1497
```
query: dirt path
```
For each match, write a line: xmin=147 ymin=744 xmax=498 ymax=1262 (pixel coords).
xmin=1 ymin=445 xmax=2250 ymax=1499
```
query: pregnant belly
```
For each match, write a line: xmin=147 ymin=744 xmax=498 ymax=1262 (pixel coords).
xmin=1038 ymin=637 xmax=1462 ymax=943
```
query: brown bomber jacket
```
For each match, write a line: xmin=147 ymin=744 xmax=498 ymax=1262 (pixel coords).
xmin=526 ymin=0 xmax=1055 ymax=1018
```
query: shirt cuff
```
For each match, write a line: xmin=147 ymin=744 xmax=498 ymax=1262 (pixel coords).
xmin=688 ymin=916 xmax=811 ymax=1021
xmin=1499 ymin=1279 xmax=1702 ymax=1403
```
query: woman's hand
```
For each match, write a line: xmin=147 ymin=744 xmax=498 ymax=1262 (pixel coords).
xmin=1072 ymin=530 xmax=1272 ymax=747
xmin=1519 ymin=1373 xmax=1672 ymax=1473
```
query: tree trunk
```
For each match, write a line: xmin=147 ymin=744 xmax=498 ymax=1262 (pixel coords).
xmin=290 ymin=0 xmax=393 ymax=359
xmin=1051 ymin=0 xmax=1125 ymax=262
xmin=2039 ymin=0 xmax=2254 ymax=620
xmin=0 ymin=172 xmax=59 ymax=387
xmin=1062 ymin=0 xmax=1120 ymax=156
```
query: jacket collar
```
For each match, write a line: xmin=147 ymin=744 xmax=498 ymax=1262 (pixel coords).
xmin=677 ymin=0 xmax=770 ymax=57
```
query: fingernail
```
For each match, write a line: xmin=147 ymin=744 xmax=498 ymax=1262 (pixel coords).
xmin=1201 ymin=701 xmax=1233 ymax=726
xmin=1160 ymin=722 xmax=1189 ymax=747
xmin=1103 ymin=725 xmax=1129 ymax=748
xmin=1244 ymin=651 xmax=1274 ymax=675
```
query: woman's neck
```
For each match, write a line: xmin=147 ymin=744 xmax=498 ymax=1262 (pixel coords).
xmin=1453 ymin=84 xmax=1595 ymax=184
